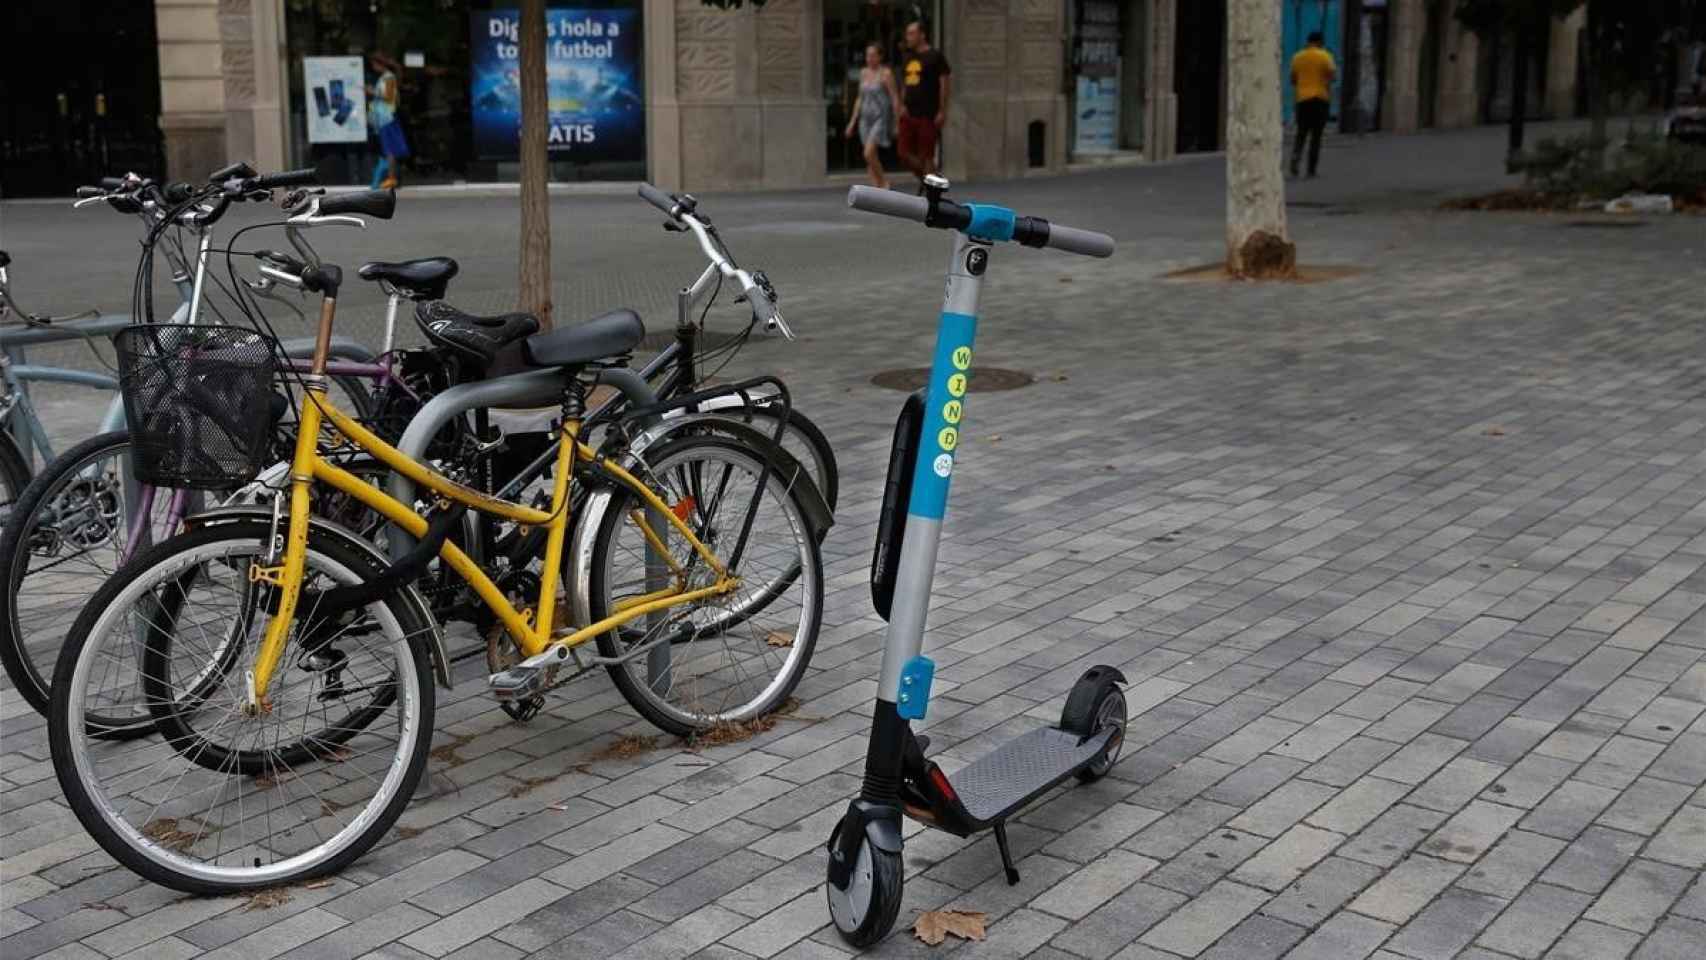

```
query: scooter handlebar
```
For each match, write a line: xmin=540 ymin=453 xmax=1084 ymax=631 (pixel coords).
xmin=847 ymin=186 xmax=928 ymax=222
xmin=846 ymin=185 xmax=1113 ymax=259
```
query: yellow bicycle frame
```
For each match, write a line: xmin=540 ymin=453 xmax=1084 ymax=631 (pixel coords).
xmin=243 ymin=378 xmax=738 ymax=710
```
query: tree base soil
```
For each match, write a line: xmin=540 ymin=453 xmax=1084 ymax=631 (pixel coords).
xmin=1165 ymin=263 xmax=1365 ymax=284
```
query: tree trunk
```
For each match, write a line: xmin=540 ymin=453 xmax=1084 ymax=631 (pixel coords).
xmin=518 ymin=0 xmax=553 ymax=328
xmin=1225 ymin=0 xmax=1294 ymax=279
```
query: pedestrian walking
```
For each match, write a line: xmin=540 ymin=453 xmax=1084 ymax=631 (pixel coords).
xmin=368 ymin=52 xmax=409 ymax=190
xmin=844 ymin=44 xmax=902 ymax=190
xmin=897 ymin=21 xmax=951 ymax=190
xmin=1290 ymin=31 xmax=1335 ymax=179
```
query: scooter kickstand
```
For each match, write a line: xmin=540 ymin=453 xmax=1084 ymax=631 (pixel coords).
xmin=993 ymin=821 xmax=1020 ymax=886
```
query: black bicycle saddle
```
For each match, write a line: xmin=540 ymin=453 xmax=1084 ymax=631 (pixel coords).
xmin=358 ymin=257 xmax=459 ymax=301
xmin=522 ymin=309 xmax=645 ymax=368
xmin=414 ymin=300 xmax=540 ymax=367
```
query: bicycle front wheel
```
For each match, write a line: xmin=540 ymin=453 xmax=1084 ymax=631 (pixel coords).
xmin=587 ymin=435 xmax=822 ymax=736
xmin=49 ymin=521 xmax=434 ymax=894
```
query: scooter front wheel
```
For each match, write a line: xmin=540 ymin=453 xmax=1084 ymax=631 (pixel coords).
xmin=827 ymin=833 xmax=904 ymax=948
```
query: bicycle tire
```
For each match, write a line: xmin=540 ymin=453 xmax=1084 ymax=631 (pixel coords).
xmin=587 ymin=435 xmax=822 ymax=736
xmin=0 ymin=431 xmax=164 ymax=723
xmin=49 ymin=520 xmax=435 ymax=894
xmin=0 ymin=428 xmax=31 ymax=503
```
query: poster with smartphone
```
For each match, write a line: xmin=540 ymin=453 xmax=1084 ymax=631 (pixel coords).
xmin=304 ymin=56 xmax=368 ymax=144
xmin=468 ymin=7 xmax=644 ymax=164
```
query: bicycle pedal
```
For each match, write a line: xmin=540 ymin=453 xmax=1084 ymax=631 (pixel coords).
xmin=488 ymin=665 xmax=547 ymax=701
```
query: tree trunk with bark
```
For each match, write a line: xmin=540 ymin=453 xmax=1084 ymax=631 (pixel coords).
xmin=518 ymin=0 xmax=553 ymax=328
xmin=1225 ymin=0 xmax=1295 ymax=279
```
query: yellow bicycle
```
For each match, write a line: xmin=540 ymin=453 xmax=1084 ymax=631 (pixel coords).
xmin=47 ymin=199 xmax=824 ymax=893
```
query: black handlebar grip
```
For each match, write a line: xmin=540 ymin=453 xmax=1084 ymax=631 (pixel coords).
xmin=317 ymin=188 xmax=396 ymax=220
xmin=98 ymin=177 xmax=129 ymax=191
xmin=252 ymin=167 xmax=320 ymax=190
xmin=76 ymin=186 xmax=105 ymax=199
xmin=207 ymin=161 xmax=258 ymax=183
xmin=163 ymin=182 xmax=196 ymax=204
xmin=638 ymin=182 xmax=679 ymax=217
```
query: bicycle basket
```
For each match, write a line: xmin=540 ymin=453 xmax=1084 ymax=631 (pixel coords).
xmin=115 ymin=324 xmax=280 ymax=490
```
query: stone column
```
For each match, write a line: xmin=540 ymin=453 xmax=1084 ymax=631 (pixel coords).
xmin=1544 ymin=8 xmax=1584 ymax=119
xmin=1434 ymin=9 xmax=1479 ymax=128
xmin=656 ymin=0 xmax=823 ymax=191
xmin=156 ymin=0 xmax=228 ymax=180
xmin=1381 ymin=0 xmax=1423 ymax=133
xmin=644 ymin=0 xmax=683 ymax=188
xmin=942 ymin=0 xmax=1009 ymax=181
xmin=755 ymin=0 xmax=824 ymax=187
xmin=240 ymin=0 xmax=289 ymax=172
xmin=1143 ymin=0 xmax=1176 ymax=162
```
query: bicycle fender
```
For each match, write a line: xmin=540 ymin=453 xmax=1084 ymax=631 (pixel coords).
xmin=180 ymin=507 xmax=453 ymax=689
xmin=567 ymin=423 xmax=832 ymax=632
xmin=625 ymin=414 xmax=834 ymax=536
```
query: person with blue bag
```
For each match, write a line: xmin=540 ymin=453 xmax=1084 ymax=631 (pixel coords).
xmin=368 ymin=52 xmax=409 ymax=190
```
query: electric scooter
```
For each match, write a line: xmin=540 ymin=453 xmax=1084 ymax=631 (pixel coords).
xmin=826 ymin=177 xmax=1127 ymax=947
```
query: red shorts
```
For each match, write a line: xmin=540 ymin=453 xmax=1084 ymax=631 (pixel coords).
xmin=898 ymin=115 xmax=939 ymax=163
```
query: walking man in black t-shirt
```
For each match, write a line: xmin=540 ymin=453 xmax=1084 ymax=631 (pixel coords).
xmin=898 ymin=20 xmax=951 ymax=190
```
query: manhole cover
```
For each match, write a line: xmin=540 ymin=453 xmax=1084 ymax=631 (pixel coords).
xmin=637 ymin=330 xmax=742 ymax=351
xmin=1564 ymin=220 xmax=1647 ymax=229
xmin=869 ymin=367 xmax=1034 ymax=392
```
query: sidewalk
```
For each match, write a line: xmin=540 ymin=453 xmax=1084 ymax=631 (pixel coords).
xmin=2 ymin=122 xmax=1704 ymax=960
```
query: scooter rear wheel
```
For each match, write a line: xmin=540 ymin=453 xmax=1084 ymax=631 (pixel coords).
xmin=827 ymin=833 xmax=904 ymax=948
xmin=1061 ymin=666 xmax=1127 ymax=782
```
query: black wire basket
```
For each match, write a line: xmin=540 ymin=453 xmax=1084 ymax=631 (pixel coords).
xmin=115 ymin=324 xmax=280 ymax=490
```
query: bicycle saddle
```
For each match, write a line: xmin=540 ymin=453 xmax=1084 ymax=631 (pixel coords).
xmin=358 ymin=257 xmax=459 ymax=301
xmin=414 ymin=300 xmax=540 ymax=366
xmin=523 ymin=309 xmax=645 ymax=368
xmin=0 ymin=250 xmax=10 ymax=269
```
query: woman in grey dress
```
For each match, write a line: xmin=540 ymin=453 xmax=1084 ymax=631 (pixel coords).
xmin=843 ymin=43 xmax=902 ymax=189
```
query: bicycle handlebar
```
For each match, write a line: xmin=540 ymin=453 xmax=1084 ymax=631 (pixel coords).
xmin=316 ymin=188 xmax=395 ymax=220
xmin=251 ymin=167 xmax=319 ymax=190
xmin=636 ymin=183 xmax=788 ymax=336
xmin=638 ymin=182 xmax=682 ymax=217
xmin=846 ymin=185 xmax=1114 ymax=259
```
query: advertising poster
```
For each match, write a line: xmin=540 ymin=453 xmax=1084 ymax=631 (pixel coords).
xmin=304 ymin=56 xmax=368 ymax=144
xmin=1072 ymin=0 xmax=1120 ymax=155
xmin=1074 ymin=73 xmax=1119 ymax=155
xmin=469 ymin=7 xmax=644 ymax=164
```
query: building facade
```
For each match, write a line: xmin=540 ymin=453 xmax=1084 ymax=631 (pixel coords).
xmin=0 ymin=0 xmax=1630 ymax=197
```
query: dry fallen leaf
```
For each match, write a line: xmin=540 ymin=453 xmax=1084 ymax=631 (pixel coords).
xmin=914 ymin=909 xmax=987 ymax=946
xmin=242 ymin=887 xmax=293 ymax=911
xmin=766 ymin=631 xmax=794 ymax=648
xmin=1483 ymin=426 xmax=1506 ymax=437
xmin=988 ymin=435 xmax=1003 ymax=443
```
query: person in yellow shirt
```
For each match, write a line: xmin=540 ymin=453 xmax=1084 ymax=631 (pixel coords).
xmin=1290 ymin=32 xmax=1336 ymax=179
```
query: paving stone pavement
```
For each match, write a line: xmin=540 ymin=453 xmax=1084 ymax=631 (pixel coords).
xmin=3 ymin=120 xmax=1706 ymax=959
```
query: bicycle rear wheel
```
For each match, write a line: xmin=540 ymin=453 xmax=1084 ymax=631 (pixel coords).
xmin=587 ymin=435 xmax=822 ymax=736
xmin=49 ymin=521 xmax=434 ymax=894
xmin=0 ymin=431 xmax=179 ymax=724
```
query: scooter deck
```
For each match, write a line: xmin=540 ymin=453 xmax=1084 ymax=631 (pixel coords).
xmin=949 ymin=725 xmax=1117 ymax=825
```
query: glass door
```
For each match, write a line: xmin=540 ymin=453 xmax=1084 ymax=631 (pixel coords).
xmin=825 ymin=0 xmax=941 ymax=173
